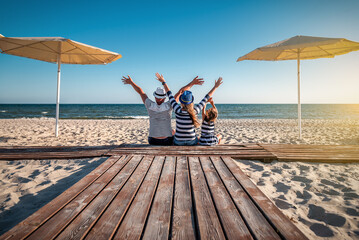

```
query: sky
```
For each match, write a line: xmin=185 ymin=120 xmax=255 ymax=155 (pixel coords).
xmin=1 ymin=0 xmax=359 ymax=104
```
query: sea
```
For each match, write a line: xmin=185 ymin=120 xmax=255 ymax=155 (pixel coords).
xmin=0 ymin=104 xmax=358 ymax=120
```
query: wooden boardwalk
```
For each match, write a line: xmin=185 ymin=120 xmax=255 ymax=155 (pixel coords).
xmin=0 ymin=154 xmax=308 ymax=240
xmin=1 ymin=144 xmax=358 ymax=162
xmin=260 ymin=144 xmax=359 ymax=162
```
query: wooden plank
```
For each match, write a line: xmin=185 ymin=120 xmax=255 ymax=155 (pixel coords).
xmin=53 ymin=155 xmax=143 ymax=239
xmin=0 ymin=155 xmax=124 ymax=240
xmin=83 ymin=155 xmax=155 ymax=240
xmin=25 ymin=155 xmax=133 ymax=239
xmin=210 ymin=156 xmax=280 ymax=240
xmin=188 ymin=156 xmax=225 ymax=239
xmin=276 ymin=157 xmax=359 ymax=163
xmin=142 ymin=156 xmax=176 ymax=239
xmin=108 ymin=150 xmax=273 ymax=156
xmin=117 ymin=144 xmax=260 ymax=149
xmin=0 ymin=145 xmax=115 ymax=153
xmin=0 ymin=150 xmax=108 ymax=160
xmin=222 ymin=156 xmax=309 ymax=240
xmin=171 ymin=156 xmax=196 ymax=240
xmin=261 ymin=144 xmax=359 ymax=149
xmin=276 ymin=154 xmax=359 ymax=158
xmin=113 ymin=156 xmax=165 ymax=239
xmin=199 ymin=156 xmax=253 ymax=240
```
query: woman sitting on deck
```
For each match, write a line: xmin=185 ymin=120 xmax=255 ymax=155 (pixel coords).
xmin=156 ymin=73 xmax=223 ymax=146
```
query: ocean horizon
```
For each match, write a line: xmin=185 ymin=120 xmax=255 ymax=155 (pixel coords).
xmin=1 ymin=104 xmax=358 ymax=120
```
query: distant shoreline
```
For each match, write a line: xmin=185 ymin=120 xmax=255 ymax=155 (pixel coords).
xmin=1 ymin=104 xmax=359 ymax=120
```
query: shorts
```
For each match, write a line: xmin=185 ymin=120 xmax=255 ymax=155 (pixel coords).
xmin=148 ymin=136 xmax=174 ymax=146
xmin=173 ymin=137 xmax=199 ymax=146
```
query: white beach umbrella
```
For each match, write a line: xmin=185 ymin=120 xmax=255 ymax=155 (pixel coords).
xmin=237 ymin=35 xmax=359 ymax=139
xmin=0 ymin=34 xmax=122 ymax=137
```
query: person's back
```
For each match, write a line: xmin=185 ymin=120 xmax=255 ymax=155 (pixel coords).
xmin=145 ymin=97 xmax=172 ymax=138
xmin=168 ymin=91 xmax=208 ymax=145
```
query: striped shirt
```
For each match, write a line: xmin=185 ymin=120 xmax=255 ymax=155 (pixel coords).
xmin=199 ymin=120 xmax=218 ymax=145
xmin=167 ymin=91 xmax=209 ymax=141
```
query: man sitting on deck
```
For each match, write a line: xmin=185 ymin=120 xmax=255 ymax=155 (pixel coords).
xmin=122 ymin=74 xmax=204 ymax=145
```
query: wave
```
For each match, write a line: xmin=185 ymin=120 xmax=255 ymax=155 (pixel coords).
xmin=0 ymin=110 xmax=7 ymax=113
xmin=118 ymin=116 xmax=149 ymax=119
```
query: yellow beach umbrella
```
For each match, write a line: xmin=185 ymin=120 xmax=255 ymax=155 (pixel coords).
xmin=237 ymin=35 xmax=359 ymax=139
xmin=0 ymin=34 xmax=122 ymax=136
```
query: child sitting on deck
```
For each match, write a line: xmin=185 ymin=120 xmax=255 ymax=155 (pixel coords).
xmin=199 ymin=98 xmax=222 ymax=145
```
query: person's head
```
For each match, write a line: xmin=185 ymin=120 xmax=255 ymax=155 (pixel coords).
xmin=153 ymin=87 xmax=166 ymax=105
xmin=179 ymin=91 xmax=200 ymax=128
xmin=204 ymin=108 xmax=218 ymax=122
xmin=179 ymin=90 xmax=194 ymax=105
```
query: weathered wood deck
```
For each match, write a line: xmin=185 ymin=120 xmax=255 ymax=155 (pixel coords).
xmin=0 ymin=154 xmax=308 ymax=240
xmin=1 ymin=144 xmax=358 ymax=162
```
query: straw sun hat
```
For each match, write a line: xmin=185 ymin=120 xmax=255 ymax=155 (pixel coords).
xmin=153 ymin=87 xmax=166 ymax=99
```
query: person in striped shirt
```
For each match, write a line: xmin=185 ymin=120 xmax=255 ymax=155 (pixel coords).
xmin=156 ymin=73 xmax=223 ymax=146
xmin=199 ymin=97 xmax=222 ymax=145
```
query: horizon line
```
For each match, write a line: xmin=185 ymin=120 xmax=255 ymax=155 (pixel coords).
xmin=1 ymin=102 xmax=359 ymax=105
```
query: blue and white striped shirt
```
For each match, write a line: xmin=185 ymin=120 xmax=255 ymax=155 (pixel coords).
xmin=199 ymin=120 xmax=218 ymax=145
xmin=167 ymin=91 xmax=209 ymax=141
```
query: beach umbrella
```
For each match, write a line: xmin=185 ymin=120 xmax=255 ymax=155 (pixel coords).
xmin=0 ymin=34 xmax=122 ymax=137
xmin=237 ymin=35 xmax=359 ymax=139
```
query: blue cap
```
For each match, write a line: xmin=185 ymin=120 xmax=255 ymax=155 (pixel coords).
xmin=179 ymin=91 xmax=194 ymax=105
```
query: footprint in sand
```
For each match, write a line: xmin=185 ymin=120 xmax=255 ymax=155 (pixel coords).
xmin=274 ymin=198 xmax=295 ymax=210
xmin=321 ymin=179 xmax=346 ymax=189
xmin=282 ymin=164 xmax=291 ymax=169
xmin=29 ymin=170 xmax=41 ymax=179
xmin=274 ymin=182 xmax=291 ymax=194
xmin=296 ymin=190 xmax=312 ymax=204
xmin=310 ymin=223 xmax=334 ymax=237
xmin=344 ymin=192 xmax=359 ymax=199
xmin=292 ymin=176 xmax=313 ymax=184
xmin=346 ymin=207 xmax=359 ymax=216
xmin=308 ymin=204 xmax=346 ymax=227
xmin=272 ymin=167 xmax=282 ymax=174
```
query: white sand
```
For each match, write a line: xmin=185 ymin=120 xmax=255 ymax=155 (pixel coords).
xmin=0 ymin=118 xmax=358 ymax=238
xmin=0 ymin=118 xmax=358 ymax=146
xmin=235 ymin=160 xmax=359 ymax=240
xmin=0 ymin=157 xmax=107 ymax=235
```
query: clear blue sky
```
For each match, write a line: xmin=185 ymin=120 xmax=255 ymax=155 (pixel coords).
xmin=1 ymin=0 xmax=359 ymax=104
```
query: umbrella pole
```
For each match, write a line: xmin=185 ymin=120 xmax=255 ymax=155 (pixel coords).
xmin=297 ymin=51 xmax=302 ymax=139
xmin=55 ymin=54 xmax=61 ymax=137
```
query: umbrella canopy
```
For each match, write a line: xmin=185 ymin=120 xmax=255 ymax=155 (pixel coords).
xmin=237 ymin=35 xmax=359 ymax=139
xmin=237 ymin=35 xmax=359 ymax=61
xmin=0 ymin=34 xmax=121 ymax=64
xmin=0 ymin=34 xmax=122 ymax=136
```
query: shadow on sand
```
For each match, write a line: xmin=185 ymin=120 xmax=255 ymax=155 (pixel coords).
xmin=0 ymin=157 xmax=107 ymax=236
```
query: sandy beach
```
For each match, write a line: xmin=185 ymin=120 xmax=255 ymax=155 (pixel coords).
xmin=1 ymin=118 xmax=359 ymax=146
xmin=0 ymin=118 xmax=358 ymax=239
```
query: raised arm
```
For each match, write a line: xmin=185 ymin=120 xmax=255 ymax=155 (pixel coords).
xmin=208 ymin=97 xmax=216 ymax=110
xmin=155 ymin=73 xmax=182 ymax=112
xmin=174 ymin=76 xmax=204 ymax=102
xmin=155 ymin=73 xmax=170 ymax=92
xmin=202 ymin=102 xmax=207 ymax=121
xmin=207 ymin=77 xmax=223 ymax=98
xmin=122 ymin=75 xmax=148 ymax=104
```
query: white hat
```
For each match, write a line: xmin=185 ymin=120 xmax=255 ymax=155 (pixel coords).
xmin=153 ymin=87 xmax=166 ymax=99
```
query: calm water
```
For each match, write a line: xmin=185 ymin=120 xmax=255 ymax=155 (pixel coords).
xmin=0 ymin=104 xmax=358 ymax=120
